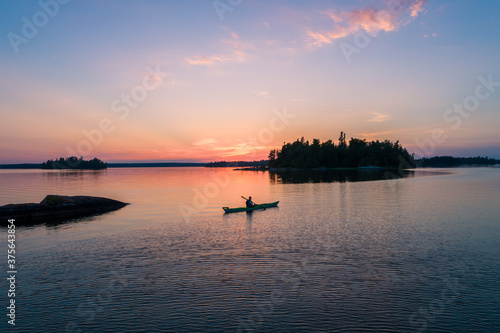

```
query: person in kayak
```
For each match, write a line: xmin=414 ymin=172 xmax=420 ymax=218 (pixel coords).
xmin=246 ymin=196 xmax=255 ymax=207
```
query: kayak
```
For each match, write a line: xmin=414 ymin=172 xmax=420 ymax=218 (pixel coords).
xmin=222 ymin=201 xmax=279 ymax=213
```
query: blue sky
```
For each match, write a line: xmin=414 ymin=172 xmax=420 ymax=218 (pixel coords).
xmin=1 ymin=0 xmax=499 ymax=163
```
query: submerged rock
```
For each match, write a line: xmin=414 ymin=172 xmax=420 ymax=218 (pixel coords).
xmin=0 ymin=195 xmax=128 ymax=223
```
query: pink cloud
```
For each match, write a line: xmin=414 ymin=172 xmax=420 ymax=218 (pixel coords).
xmin=367 ymin=112 xmax=393 ymax=122
xmin=185 ymin=55 xmax=229 ymax=66
xmin=185 ymin=30 xmax=248 ymax=66
xmin=306 ymin=31 xmax=338 ymax=47
xmin=306 ymin=0 xmax=426 ymax=48
xmin=410 ymin=0 xmax=426 ymax=17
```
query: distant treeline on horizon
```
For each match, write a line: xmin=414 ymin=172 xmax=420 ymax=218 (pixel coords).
xmin=0 ymin=153 xmax=498 ymax=170
xmin=268 ymin=133 xmax=415 ymax=169
xmin=0 ymin=160 xmax=207 ymax=169
xmin=415 ymin=156 xmax=498 ymax=167
xmin=205 ymin=160 xmax=268 ymax=168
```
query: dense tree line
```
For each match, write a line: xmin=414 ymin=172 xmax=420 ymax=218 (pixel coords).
xmin=205 ymin=160 xmax=268 ymax=167
xmin=0 ymin=163 xmax=43 ymax=169
xmin=416 ymin=156 xmax=498 ymax=167
xmin=42 ymin=157 xmax=107 ymax=170
xmin=268 ymin=132 xmax=415 ymax=169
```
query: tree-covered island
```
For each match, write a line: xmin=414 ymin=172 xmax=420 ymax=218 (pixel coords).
xmin=42 ymin=157 xmax=107 ymax=170
xmin=268 ymin=132 xmax=415 ymax=169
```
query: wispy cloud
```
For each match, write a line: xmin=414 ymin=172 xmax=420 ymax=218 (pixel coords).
xmin=253 ymin=90 xmax=269 ymax=97
xmin=367 ymin=112 xmax=393 ymax=122
xmin=185 ymin=30 xmax=249 ymax=66
xmin=146 ymin=72 xmax=165 ymax=86
xmin=409 ymin=0 xmax=426 ymax=17
xmin=423 ymin=32 xmax=439 ymax=38
xmin=190 ymin=139 xmax=268 ymax=159
xmin=184 ymin=55 xmax=228 ymax=66
xmin=306 ymin=0 xmax=427 ymax=48
xmin=357 ymin=130 xmax=396 ymax=139
xmin=192 ymin=138 xmax=218 ymax=146
xmin=291 ymin=98 xmax=313 ymax=103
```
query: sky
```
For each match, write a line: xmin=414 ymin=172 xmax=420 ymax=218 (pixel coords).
xmin=1 ymin=0 xmax=499 ymax=163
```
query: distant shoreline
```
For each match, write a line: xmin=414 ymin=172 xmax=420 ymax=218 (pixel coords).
xmin=0 ymin=162 xmax=498 ymax=170
xmin=234 ymin=165 xmax=499 ymax=172
xmin=0 ymin=162 xmax=206 ymax=169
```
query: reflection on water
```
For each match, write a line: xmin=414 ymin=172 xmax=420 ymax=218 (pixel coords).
xmin=246 ymin=211 xmax=253 ymax=240
xmin=13 ymin=210 xmax=117 ymax=229
xmin=43 ymin=169 xmax=107 ymax=180
xmin=0 ymin=167 xmax=499 ymax=332
xmin=269 ymin=168 xmax=451 ymax=184
xmin=269 ymin=168 xmax=415 ymax=183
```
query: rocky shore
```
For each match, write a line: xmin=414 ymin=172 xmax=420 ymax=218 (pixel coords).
xmin=0 ymin=195 xmax=128 ymax=223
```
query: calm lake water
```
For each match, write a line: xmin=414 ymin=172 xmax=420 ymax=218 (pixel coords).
xmin=1 ymin=167 xmax=499 ymax=332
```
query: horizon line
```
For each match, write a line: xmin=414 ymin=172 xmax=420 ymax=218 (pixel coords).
xmin=1 ymin=155 xmax=500 ymax=166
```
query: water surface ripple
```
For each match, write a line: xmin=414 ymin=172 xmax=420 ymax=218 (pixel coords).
xmin=1 ymin=167 xmax=499 ymax=332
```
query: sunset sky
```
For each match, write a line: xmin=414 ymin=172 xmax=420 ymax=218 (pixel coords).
xmin=1 ymin=0 xmax=499 ymax=163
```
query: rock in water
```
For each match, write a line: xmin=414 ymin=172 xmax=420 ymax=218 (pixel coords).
xmin=0 ymin=195 xmax=129 ymax=223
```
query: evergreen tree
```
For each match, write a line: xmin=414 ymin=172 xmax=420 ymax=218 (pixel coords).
xmin=269 ymin=132 xmax=415 ymax=169
xmin=41 ymin=157 xmax=107 ymax=170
